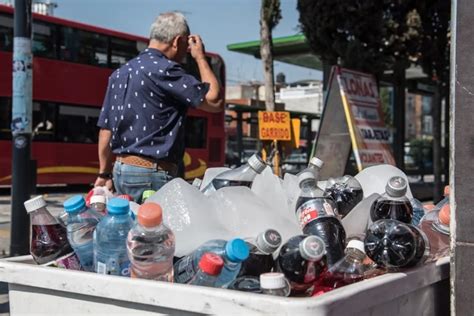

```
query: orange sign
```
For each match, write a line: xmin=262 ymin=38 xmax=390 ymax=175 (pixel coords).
xmin=258 ymin=111 xmax=291 ymax=141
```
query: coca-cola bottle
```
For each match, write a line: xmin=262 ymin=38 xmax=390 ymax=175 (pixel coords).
xmin=324 ymin=175 xmax=364 ymax=218
xmin=364 ymin=219 xmax=430 ymax=269
xmin=276 ymin=235 xmax=326 ymax=294
xmin=295 ymin=171 xmax=345 ymax=266
xmin=370 ymin=176 xmax=413 ymax=224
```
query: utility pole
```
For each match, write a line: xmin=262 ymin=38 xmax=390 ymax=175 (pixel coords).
xmin=10 ymin=0 xmax=32 ymax=256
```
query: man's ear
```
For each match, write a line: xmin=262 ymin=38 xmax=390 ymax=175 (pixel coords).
xmin=172 ymin=36 xmax=181 ymax=49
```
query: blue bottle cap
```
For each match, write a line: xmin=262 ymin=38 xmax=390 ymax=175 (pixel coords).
xmin=107 ymin=197 xmax=130 ymax=215
xmin=225 ymin=238 xmax=249 ymax=262
xmin=63 ymin=195 xmax=86 ymax=213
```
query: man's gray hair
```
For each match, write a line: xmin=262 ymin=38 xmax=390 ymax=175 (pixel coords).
xmin=150 ymin=12 xmax=190 ymax=43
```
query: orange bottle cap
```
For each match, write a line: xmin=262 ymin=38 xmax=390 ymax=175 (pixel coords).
xmin=137 ymin=202 xmax=163 ymax=227
xmin=438 ymin=204 xmax=450 ymax=226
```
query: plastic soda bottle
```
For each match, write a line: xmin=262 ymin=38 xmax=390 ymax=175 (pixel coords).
xmin=260 ymin=272 xmax=291 ymax=297
xmin=419 ymin=205 xmax=450 ymax=259
xmin=174 ymin=238 xmax=249 ymax=287
xmin=312 ymin=240 xmax=379 ymax=295
xmin=24 ymin=196 xmax=80 ymax=269
xmin=239 ymin=229 xmax=282 ymax=277
xmin=89 ymin=195 xmax=107 ymax=216
xmin=201 ymin=154 xmax=267 ymax=195
xmin=370 ymin=176 xmax=413 ymax=223
xmin=276 ymin=235 xmax=326 ymax=294
xmin=295 ymin=171 xmax=345 ymax=266
xmin=63 ymin=195 xmax=101 ymax=271
xmin=188 ymin=253 xmax=224 ymax=287
xmin=324 ymin=175 xmax=364 ymax=218
xmin=365 ymin=219 xmax=430 ymax=269
xmin=226 ymin=276 xmax=262 ymax=293
xmin=94 ymin=197 xmax=133 ymax=276
xmin=127 ymin=202 xmax=175 ymax=281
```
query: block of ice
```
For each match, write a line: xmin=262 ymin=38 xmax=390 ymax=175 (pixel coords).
xmin=147 ymin=178 xmax=231 ymax=256
xmin=341 ymin=193 xmax=380 ymax=239
xmin=355 ymin=164 xmax=413 ymax=199
xmin=200 ymin=167 xmax=231 ymax=192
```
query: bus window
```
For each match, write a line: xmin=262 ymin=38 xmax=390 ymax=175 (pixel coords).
xmin=60 ymin=26 xmax=108 ymax=67
xmin=0 ymin=97 xmax=11 ymax=139
xmin=0 ymin=13 xmax=13 ymax=52
xmin=57 ymin=105 xmax=100 ymax=143
xmin=32 ymin=102 xmax=56 ymax=141
xmin=32 ymin=21 xmax=57 ymax=59
xmin=110 ymin=37 xmax=143 ymax=68
xmin=185 ymin=116 xmax=207 ymax=148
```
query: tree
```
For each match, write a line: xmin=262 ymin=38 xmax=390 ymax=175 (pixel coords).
xmin=260 ymin=0 xmax=281 ymax=111
xmin=297 ymin=0 xmax=422 ymax=78
xmin=416 ymin=0 xmax=451 ymax=201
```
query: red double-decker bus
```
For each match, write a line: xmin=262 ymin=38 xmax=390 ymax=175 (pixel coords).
xmin=0 ymin=5 xmax=225 ymax=186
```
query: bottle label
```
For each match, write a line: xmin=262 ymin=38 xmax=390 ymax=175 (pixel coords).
xmin=97 ymin=261 xmax=107 ymax=274
xmin=296 ymin=198 xmax=336 ymax=228
xmin=175 ymin=256 xmax=194 ymax=283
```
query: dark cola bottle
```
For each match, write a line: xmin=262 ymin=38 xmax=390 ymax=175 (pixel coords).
xmin=295 ymin=170 xmax=346 ymax=266
xmin=370 ymin=176 xmax=413 ymax=224
xmin=324 ymin=175 xmax=364 ymax=218
xmin=239 ymin=229 xmax=282 ymax=277
xmin=276 ymin=235 xmax=326 ymax=295
xmin=364 ymin=219 xmax=430 ymax=269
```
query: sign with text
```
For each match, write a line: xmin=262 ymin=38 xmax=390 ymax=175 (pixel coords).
xmin=314 ymin=67 xmax=395 ymax=178
xmin=258 ymin=111 xmax=291 ymax=141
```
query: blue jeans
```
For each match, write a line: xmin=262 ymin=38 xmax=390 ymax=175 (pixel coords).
xmin=113 ymin=162 xmax=173 ymax=203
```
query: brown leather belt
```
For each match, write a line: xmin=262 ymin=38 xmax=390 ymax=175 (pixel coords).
xmin=116 ymin=155 xmax=178 ymax=176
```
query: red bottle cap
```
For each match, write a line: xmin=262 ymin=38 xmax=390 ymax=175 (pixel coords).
xmin=198 ymin=253 xmax=224 ymax=276
xmin=117 ymin=194 xmax=134 ymax=202
xmin=137 ymin=203 xmax=163 ymax=227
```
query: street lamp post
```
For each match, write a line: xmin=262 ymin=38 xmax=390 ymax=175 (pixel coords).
xmin=10 ymin=0 xmax=33 ymax=256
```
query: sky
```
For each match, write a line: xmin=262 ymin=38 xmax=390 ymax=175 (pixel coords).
xmin=50 ymin=0 xmax=322 ymax=85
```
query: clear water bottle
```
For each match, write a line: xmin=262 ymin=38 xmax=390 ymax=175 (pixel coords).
xmin=260 ymin=272 xmax=291 ymax=297
xmin=127 ymin=202 xmax=175 ymax=281
xmin=94 ymin=197 xmax=133 ymax=276
xmin=90 ymin=195 xmax=107 ymax=216
xmin=239 ymin=229 xmax=282 ymax=277
xmin=188 ymin=253 xmax=224 ymax=287
xmin=201 ymin=154 xmax=267 ymax=195
xmin=174 ymin=238 xmax=249 ymax=287
xmin=370 ymin=176 xmax=413 ymax=224
xmin=63 ymin=195 xmax=101 ymax=272
xmin=24 ymin=196 xmax=79 ymax=268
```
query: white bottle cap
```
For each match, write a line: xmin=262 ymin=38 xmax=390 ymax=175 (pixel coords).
xmin=309 ymin=157 xmax=324 ymax=169
xmin=347 ymin=239 xmax=365 ymax=253
xmin=90 ymin=195 xmax=106 ymax=205
xmin=248 ymin=154 xmax=267 ymax=174
xmin=385 ymin=176 xmax=407 ymax=198
xmin=24 ymin=196 xmax=47 ymax=214
xmin=260 ymin=272 xmax=287 ymax=289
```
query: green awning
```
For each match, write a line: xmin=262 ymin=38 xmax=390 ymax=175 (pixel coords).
xmin=227 ymin=34 xmax=322 ymax=70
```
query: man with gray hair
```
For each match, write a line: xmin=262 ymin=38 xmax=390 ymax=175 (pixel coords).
xmin=94 ymin=12 xmax=223 ymax=202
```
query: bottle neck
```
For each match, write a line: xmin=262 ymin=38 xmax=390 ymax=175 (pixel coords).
xmin=300 ymin=179 xmax=318 ymax=191
xmin=345 ymin=248 xmax=366 ymax=262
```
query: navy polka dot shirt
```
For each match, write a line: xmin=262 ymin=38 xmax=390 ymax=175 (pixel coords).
xmin=97 ymin=48 xmax=209 ymax=163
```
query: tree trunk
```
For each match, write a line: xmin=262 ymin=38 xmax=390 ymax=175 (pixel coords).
xmin=260 ymin=8 xmax=275 ymax=111
xmin=433 ymin=84 xmax=443 ymax=202
xmin=393 ymin=63 xmax=406 ymax=170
